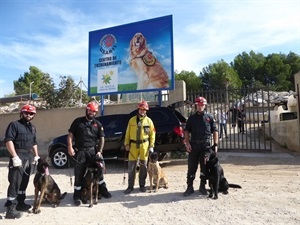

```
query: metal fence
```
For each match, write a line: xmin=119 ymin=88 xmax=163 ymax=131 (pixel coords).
xmin=186 ymin=88 xmax=272 ymax=152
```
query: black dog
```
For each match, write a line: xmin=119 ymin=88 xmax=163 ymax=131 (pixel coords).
xmin=33 ymin=158 xmax=67 ymax=214
xmin=204 ymin=149 xmax=241 ymax=199
xmin=81 ymin=155 xmax=104 ymax=208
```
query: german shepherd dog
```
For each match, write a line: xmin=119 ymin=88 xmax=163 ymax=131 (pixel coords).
xmin=80 ymin=156 xmax=104 ymax=207
xmin=33 ymin=158 xmax=67 ymax=214
xmin=147 ymin=152 xmax=168 ymax=192
xmin=204 ymin=149 xmax=241 ymax=199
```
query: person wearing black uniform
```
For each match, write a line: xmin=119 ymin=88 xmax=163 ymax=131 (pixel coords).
xmin=4 ymin=104 xmax=40 ymax=219
xmin=237 ymin=105 xmax=246 ymax=134
xmin=183 ymin=97 xmax=219 ymax=196
xmin=67 ymin=102 xmax=111 ymax=206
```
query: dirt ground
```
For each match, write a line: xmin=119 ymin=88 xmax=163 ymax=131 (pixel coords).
xmin=0 ymin=146 xmax=299 ymax=225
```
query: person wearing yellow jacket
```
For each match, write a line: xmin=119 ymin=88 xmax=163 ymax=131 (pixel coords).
xmin=124 ymin=100 xmax=156 ymax=194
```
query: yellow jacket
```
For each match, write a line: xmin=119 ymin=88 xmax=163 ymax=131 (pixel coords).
xmin=124 ymin=115 xmax=156 ymax=148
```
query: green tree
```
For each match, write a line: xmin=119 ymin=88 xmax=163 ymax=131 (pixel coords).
xmin=232 ymin=51 xmax=265 ymax=88
xmin=175 ymin=70 xmax=202 ymax=92
xmin=285 ymin=52 xmax=300 ymax=89
xmin=39 ymin=73 xmax=57 ymax=109
xmin=264 ymin=53 xmax=291 ymax=91
xmin=200 ymin=59 xmax=242 ymax=90
xmin=13 ymin=66 xmax=43 ymax=95
xmin=55 ymin=76 xmax=78 ymax=108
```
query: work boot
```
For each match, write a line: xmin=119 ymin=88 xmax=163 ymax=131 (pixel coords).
xmin=16 ymin=202 xmax=32 ymax=211
xmin=199 ymin=183 xmax=208 ymax=195
xmin=124 ymin=186 xmax=134 ymax=194
xmin=140 ymin=186 xmax=146 ymax=192
xmin=74 ymin=198 xmax=82 ymax=206
xmin=5 ymin=202 xmax=22 ymax=219
xmin=183 ymin=185 xmax=194 ymax=196
xmin=99 ymin=184 xmax=112 ymax=199
xmin=73 ymin=190 xmax=82 ymax=206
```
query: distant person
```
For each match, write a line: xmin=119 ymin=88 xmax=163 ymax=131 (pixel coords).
xmin=68 ymin=102 xmax=111 ymax=206
xmin=4 ymin=104 xmax=40 ymax=219
xmin=183 ymin=96 xmax=219 ymax=196
xmin=218 ymin=109 xmax=228 ymax=139
xmin=230 ymin=104 xmax=238 ymax=130
xmin=237 ymin=105 xmax=246 ymax=134
xmin=124 ymin=100 xmax=156 ymax=194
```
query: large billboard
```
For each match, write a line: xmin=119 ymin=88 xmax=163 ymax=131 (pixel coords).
xmin=88 ymin=15 xmax=174 ymax=96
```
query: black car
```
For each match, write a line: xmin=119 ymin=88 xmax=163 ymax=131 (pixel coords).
xmin=48 ymin=105 xmax=187 ymax=169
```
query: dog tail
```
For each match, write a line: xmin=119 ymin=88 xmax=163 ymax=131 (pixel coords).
xmin=228 ymin=184 xmax=242 ymax=188
xmin=60 ymin=192 xmax=67 ymax=200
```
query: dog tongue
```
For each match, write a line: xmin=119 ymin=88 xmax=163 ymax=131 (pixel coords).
xmin=45 ymin=167 xmax=50 ymax=175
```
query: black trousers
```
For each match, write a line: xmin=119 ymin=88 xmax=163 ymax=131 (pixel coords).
xmin=7 ymin=150 xmax=33 ymax=202
xmin=186 ymin=142 xmax=208 ymax=184
xmin=73 ymin=149 xmax=105 ymax=198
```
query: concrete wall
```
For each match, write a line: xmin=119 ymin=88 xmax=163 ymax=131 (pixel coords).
xmin=0 ymin=80 xmax=186 ymax=155
xmin=264 ymin=72 xmax=300 ymax=152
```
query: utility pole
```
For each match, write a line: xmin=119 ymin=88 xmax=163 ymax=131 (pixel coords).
xmin=80 ymin=77 xmax=83 ymax=107
xmin=29 ymin=81 xmax=34 ymax=104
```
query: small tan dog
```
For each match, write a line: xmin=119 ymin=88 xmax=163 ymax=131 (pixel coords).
xmin=147 ymin=152 xmax=168 ymax=192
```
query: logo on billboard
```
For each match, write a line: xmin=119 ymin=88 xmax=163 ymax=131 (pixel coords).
xmin=102 ymin=70 xmax=113 ymax=84
xmin=99 ymin=34 xmax=117 ymax=54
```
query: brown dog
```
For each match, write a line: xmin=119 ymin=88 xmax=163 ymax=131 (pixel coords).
xmin=147 ymin=152 xmax=168 ymax=192
xmin=80 ymin=156 xmax=104 ymax=208
xmin=33 ymin=158 xmax=67 ymax=214
xmin=129 ymin=32 xmax=169 ymax=90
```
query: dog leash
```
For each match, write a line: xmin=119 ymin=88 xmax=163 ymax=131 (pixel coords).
xmin=68 ymin=156 xmax=73 ymax=186
xmin=123 ymin=150 xmax=127 ymax=185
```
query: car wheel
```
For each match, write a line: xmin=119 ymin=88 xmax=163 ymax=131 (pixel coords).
xmin=51 ymin=147 xmax=69 ymax=169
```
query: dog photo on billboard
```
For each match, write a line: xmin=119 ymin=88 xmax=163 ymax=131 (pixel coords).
xmin=129 ymin=32 xmax=169 ymax=90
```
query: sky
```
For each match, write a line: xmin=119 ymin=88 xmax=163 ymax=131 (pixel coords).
xmin=0 ymin=0 xmax=299 ymax=97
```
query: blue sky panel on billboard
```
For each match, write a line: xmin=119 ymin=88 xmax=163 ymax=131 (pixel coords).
xmin=88 ymin=15 xmax=174 ymax=95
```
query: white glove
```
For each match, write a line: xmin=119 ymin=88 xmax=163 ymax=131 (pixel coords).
xmin=12 ymin=156 xmax=22 ymax=167
xmin=33 ymin=156 xmax=40 ymax=165
xmin=149 ymin=148 xmax=154 ymax=153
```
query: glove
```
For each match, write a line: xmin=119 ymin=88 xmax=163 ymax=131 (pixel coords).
xmin=33 ymin=156 xmax=40 ymax=165
xmin=149 ymin=147 xmax=154 ymax=153
xmin=12 ymin=156 xmax=22 ymax=167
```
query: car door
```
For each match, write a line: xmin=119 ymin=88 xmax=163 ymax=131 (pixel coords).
xmin=97 ymin=114 xmax=129 ymax=157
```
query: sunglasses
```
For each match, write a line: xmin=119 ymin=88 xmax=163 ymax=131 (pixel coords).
xmin=23 ymin=112 xmax=35 ymax=116
xmin=87 ymin=109 xmax=97 ymax=113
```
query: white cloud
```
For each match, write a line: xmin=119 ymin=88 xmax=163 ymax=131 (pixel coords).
xmin=0 ymin=0 xmax=299 ymax=97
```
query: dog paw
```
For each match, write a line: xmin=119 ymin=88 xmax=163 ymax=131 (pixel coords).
xmin=88 ymin=204 xmax=93 ymax=208
xmin=33 ymin=209 xmax=41 ymax=214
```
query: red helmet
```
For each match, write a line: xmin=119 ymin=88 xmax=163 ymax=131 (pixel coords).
xmin=86 ymin=102 xmax=99 ymax=112
xmin=138 ymin=100 xmax=149 ymax=110
xmin=195 ymin=96 xmax=207 ymax=106
xmin=21 ymin=104 xmax=36 ymax=114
